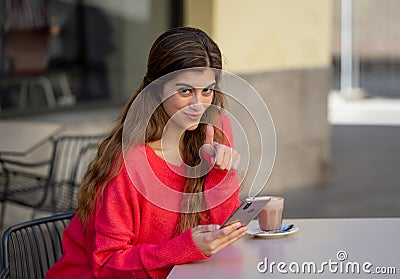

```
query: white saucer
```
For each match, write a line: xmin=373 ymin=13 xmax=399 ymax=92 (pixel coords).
xmin=246 ymin=221 xmax=299 ymax=238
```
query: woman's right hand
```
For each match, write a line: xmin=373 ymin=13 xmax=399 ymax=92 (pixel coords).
xmin=191 ymin=222 xmax=247 ymax=256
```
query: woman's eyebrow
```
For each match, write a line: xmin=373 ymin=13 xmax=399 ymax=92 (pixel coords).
xmin=175 ymin=82 xmax=216 ymax=88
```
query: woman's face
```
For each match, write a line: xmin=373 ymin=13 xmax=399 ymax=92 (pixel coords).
xmin=162 ymin=68 xmax=216 ymax=131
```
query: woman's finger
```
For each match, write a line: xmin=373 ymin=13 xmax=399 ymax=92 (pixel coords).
xmin=208 ymin=225 xmax=247 ymax=254
xmin=213 ymin=144 xmax=226 ymax=168
xmin=217 ymin=226 xmax=247 ymax=251
xmin=220 ymin=146 xmax=232 ymax=170
xmin=192 ymin=224 xmax=220 ymax=234
xmin=210 ymin=143 xmax=241 ymax=170
xmin=204 ymin=124 xmax=214 ymax=145
xmin=231 ymin=151 xmax=241 ymax=170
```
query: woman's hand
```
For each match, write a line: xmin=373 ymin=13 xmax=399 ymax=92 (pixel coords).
xmin=191 ymin=222 xmax=247 ymax=256
xmin=203 ymin=124 xmax=241 ymax=170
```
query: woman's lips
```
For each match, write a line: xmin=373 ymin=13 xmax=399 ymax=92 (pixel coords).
xmin=184 ymin=112 xmax=203 ymax=121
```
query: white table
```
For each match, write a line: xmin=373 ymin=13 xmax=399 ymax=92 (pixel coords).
xmin=0 ymin=121 xmax=63 ymax=156
xmin=169 ymin=218 xmax=400 ymax=278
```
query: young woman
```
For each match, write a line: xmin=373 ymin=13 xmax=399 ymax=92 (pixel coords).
xmin=46 ymin=27 xmax=246 ymax=279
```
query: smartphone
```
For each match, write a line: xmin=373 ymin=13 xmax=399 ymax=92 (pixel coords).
xmin=221 ymin=196 xmax=271 ymax=228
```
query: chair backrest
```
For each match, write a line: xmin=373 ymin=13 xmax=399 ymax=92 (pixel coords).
xmin=1 ymin=0 xmax=52 ymax=76
xmin=3 ymin=28 xmax=50 ymax=75
xmin=0 ymin=212 xmax=74 ymax=279
xmin=44 ymin=134 xmax=104 ymax=212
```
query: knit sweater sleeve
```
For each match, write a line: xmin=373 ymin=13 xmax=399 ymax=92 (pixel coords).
xmin=89 ymin=169 xmax=208 ymax=278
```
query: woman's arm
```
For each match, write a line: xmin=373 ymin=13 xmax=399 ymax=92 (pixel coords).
xmin=89 ymin=169 xmax=208 ymax=278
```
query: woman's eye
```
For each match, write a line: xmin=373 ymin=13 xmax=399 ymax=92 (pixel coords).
xmin=203 ymin=88 xmax=214 ymax=95
xmin=178 ymin=88 xmax=192 ymax=95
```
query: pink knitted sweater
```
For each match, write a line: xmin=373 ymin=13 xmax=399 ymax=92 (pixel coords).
xmin=45 ymin=144 xmax=240 ymax=279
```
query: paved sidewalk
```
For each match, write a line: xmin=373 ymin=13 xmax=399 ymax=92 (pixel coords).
xmin=282 ymin=92 xmax=400 ymax=218
xmin=282 ymin=124 xmax=400 ymax=219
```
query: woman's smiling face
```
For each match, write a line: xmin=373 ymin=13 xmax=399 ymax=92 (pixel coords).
xmin=162 ymin=68 xmax=216 ymax=131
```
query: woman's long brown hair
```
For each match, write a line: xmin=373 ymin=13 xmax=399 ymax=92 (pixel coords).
xmin=77 ymin=27 xmax=226 ymax=233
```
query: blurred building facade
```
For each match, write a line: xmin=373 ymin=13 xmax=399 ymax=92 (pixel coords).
xmin=1 ymin=0 xmax=334 ymax=193
xmin=10 ymin=1 xmax=400 ymax=194
xmin=332 ymin=0 xmax=400 ymax=97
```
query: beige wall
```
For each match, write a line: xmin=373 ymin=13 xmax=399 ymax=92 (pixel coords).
xmin=183 ymin=0 xmax=213 ymax=36
xmin=185 ymin=0 xmax=333 ymax=73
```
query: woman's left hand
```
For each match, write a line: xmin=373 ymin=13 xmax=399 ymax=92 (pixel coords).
xmin=191 ymin=222 xmax=247 ymax=256
xmin=203 ymin=124 xmax=241 ymax=170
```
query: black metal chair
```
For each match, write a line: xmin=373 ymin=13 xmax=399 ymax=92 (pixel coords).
xmin=0 ymin=211 xmax=74 ymax=279
xmin=0 ymin=134 xmax=104 ymax=228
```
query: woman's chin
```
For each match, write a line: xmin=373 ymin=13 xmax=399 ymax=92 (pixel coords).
xmin=186 ymin=123 xmax=200 ymax=131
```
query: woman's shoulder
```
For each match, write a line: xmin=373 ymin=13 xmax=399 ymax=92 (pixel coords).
xmin=121 ymin=143 xmax=160 ymax=170
xmin=115 ymin=143 xmax=164 ymax=186
xmin=103 ymin=145 xmax=148 ymax=190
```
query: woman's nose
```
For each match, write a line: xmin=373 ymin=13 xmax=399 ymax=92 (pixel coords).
xmin=190 ymin=90 xmax=204 ymax=106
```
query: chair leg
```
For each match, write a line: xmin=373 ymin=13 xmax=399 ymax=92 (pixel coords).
xmin=37 ymin=76 xmax=57 ymax=109
xmin=0 ymin=201 xmax=7 ymax=229
xmin=57 ymin=73 xmax=76 ymax=106
xmin=19 ymin=80 xmax=29 ymax=109
xmin=31 ymin=208 xmax=38 ymax=220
